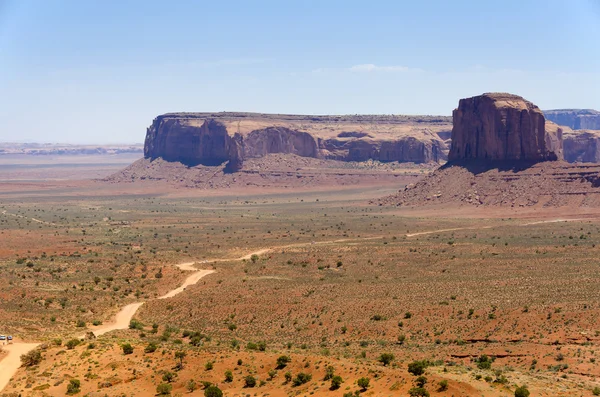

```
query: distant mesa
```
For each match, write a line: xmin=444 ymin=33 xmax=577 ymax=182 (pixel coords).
xmin=143 ymin=112 xmax=451 ymax=170
xmin=448 ymin=93 xmax=562 ymax=164
xmin=545 ymin=109 xmax=600 ymax=131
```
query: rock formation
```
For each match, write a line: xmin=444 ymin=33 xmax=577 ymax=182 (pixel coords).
xmin=448 ymin=93 xmax=562 ymax=163
xmin=545 ymin=109 xmax=600 ymax=130
xmin=144 ymin=113 xmax=451 ymax=170
xmin=377 ymin=93 xmax=600 ymax=208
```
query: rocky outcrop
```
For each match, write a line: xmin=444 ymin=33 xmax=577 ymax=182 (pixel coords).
xmin=144 ymin=113 xmax=451 ymax=170
xmin=545 ymin=109 xmax=600 ymax=130
xmin=449 ymin=93 xmax=562 ymax=163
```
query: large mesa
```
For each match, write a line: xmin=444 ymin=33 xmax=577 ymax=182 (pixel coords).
xmin=448 ymin=93 xmax=563 ymax=163
xmin=143 ymin=112 xmax=451 ymax=170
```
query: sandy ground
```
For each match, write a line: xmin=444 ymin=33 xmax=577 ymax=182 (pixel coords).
xmin=0 ymin=342 xmax=40 ymax=392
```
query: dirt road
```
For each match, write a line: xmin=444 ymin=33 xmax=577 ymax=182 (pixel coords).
xmin=0 ymin=343 xmax=40 ymax=392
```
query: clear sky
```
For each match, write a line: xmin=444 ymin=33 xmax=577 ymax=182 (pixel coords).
xmin=0 ymin=0 xmax=599 ymax=143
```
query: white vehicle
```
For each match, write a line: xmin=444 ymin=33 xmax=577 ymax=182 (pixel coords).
xmin=0 ymin=335 xmax=6 ymax=341
xmin=7 ymin=335 xmax=13 ymax=341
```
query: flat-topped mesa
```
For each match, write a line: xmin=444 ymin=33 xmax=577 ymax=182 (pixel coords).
xmin=545 ymin=109 xmax=600 ymax=130
xmin=448 ymin=93 xmax=563 ymax=164
xmin=143 ymin=112 xmax=452 ymax=170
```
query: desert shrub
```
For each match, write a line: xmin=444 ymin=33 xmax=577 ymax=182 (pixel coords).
xmin=186 ymin=379 xmax=196 ymax=392
xmin=156 ymin=383 xmax=172 ymax=395
xmin=66 ymin=379 xmax=81 ymax=395
xmin=224 ymin=370 xmax=233 ymax=382
xmin=175 ymin=351 xmax=186 ymax=369
xmin=205 ymin=361 xmax=214 ymax=370
xmin=409 ymin=387 xmax=430 ymax=397
xmin=514 ymin=385 xmax=530 ymax=397
xmin=476 ymin=354 xmax=493 ymax=369
xmin=122 ymin=343 xmax=133 ymax=355
xmin=593 ymin=387 xmax=600 ymax=396
xmin=268 ymin=369 xmax=277 ymax=380
xmin=246 ymin=341 xmax=258 ymax=350
xmin=398 ymin=334 xmax=406 ymax=344
xmin=244 ymin=375 xmax=257 ymax=388
xmin=284 ymin=372 xmax=292 ymax=383
xmin=20 ymin=349 xmax=42 ymax=367
xmin=204 ymin=385 xmax=223 ymax=397
xmin=415 ymin=375 xmax=427 ymax=387
xmin=66 ymin=339 xmax=80 ymax=350
xmin=371 ymin=314 xmax=384 ymax=321
xmin=357 ymin=377 xmax=370 ymax=390
xmin=330 ymin=375 xmax=343 ymax=390
xmin=276 ymin=355 xmax=291 ymax=369
xmin=292 ymin=372 xmax=312 ymax=386
xmin=129 ymin=319 xmax=143 ymax=330
xmin=144 ymin=342 xmax=157 ymax=353
xmin=378 ymin=352 xmax=395 ymax=366
xmin=437 ymin=379 xmax=449 ymax=391
xmin=324 ymin=365 xmax=335 ymax=380
xmin=76 ymin=320 xmax=86 ymax=327
xmin=162 ymin=371 xmax=175 ymax=383
xmin=408 ymin=360 xmax=429 ymax=376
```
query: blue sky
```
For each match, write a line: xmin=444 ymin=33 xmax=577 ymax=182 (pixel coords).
xmin=0 ymin=0 xmax=599 ymax=143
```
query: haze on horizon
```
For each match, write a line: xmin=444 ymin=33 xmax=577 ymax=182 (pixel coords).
xmin=0 ymin=0 xmax=599 ymax=144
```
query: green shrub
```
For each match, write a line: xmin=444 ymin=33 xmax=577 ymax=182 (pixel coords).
xmin=593 ymin=387 xmax=600 ymax=396
xmin=476 ymin=354 xmax=493 ymax=370
xmin=514 ymin=385 xmax=530 ymax=397
xmin=204 ymin=385 xmax=223 ymax=397
xmin=244 ymin=375 xmax=257 ymax=388
xmin=409 ymin=387 xmax=430 ymax=397
xmin=122 ymin=343 xmax=133 ymax=355
xmin=276 ymin=355 xmax=291 ymax=369
xmin=437 ymin=379 xmax=449 ymax=391
xmin=224 ymin=370 xmax=233 ymax=382
xmin=66 ymin=379 xmax=81 ymax=395
xmin=20 ymin=349 xmax=42 ymax=367
xmin=357 ymin=377 xmax=370 ymax=390
xmin=330 ymin=375 xmax=343 ymax=390
xmin=156 ymin=383 xmax=172 ymax=395
xmin=407 ymin=360 xmax=428 ymax=376
xmin=144 ymin=342 xmax=157 ymax=353
xmin=378 ymin=352 xmax=395 ymax=366
xmin=66 ymin=339 xmax=80 ymax=350
xmin=292 ymin=372 xmax=312 ymax=386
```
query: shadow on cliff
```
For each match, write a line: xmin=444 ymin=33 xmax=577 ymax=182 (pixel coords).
xmin=441 ymin=159 xmax=554 ymax=175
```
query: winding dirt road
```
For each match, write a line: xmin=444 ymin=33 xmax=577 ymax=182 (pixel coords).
xmin=0 ymin=262 xmax=215 ymax=393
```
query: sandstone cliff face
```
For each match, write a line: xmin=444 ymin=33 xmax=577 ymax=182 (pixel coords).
xmin=545 ymin=109 xmax=600 ymax=130
xmin=562 ymin=130 xmax=600 ymax=163
xmin=449 ymin=93 xmax=562 ymax=163
xmin=144 ymin=113 xmax=450 ymax=170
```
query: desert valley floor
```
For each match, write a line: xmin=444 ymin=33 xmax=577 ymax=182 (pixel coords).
xmin=2 ymin=154 xmax=600 ymax=396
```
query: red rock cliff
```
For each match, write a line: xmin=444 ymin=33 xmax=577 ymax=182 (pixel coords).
xmin=144 ymin=112 xmax=451 ymax=170
xmin=448 ymin=93 xmax=563 ymax=163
